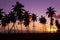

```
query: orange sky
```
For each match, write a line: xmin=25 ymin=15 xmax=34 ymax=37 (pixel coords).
xmin=0 ymin=20 xmax=58 ymax=33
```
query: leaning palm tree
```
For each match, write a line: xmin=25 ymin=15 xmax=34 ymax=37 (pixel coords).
xmin=39 ymin=16 xmax=47 ymax=32
xmin=8 ymin=11 xmax=16 ymax=33
xmin=46 ymin=7 xmax=56 ymax=32
xmin=55 ymin=20 xmax=60 ymax=32
xmin=12 ymin=1 xmax=25 ymax=33
xmin=24 ymin=11 xmax=30 ymax=33
xmin=32 ymin=13 xmax=37 ymax=32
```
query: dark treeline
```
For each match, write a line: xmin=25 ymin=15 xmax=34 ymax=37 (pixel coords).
xmin=0 ymin=1 xmax=60 ymax=33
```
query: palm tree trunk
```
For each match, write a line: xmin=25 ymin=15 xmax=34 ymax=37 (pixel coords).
xmin=8 ymin=23 xmax=15 ymax=33
xmin=44 ymin=24 xmax=46 ymax=33
xmin=14 ymin=25 xmax=15 ymax=33
xmin=42 ymin=24 xmax=45 ymax=33
xmin=7 ymin=24 xmax=9 ymax=31
xmin=50 ymin=17 xmax=51 ymax=33
xmin=21 ymin=24 xmax=22 ymax=33
xmin=50 ymin=22 xmax=51 ymax=33
xmin=28 ymin=25 xmax=29 ymax=33
xmin=26 ymin=26 xmax=29 ymax=33
xmin=3 ymin=27 xmax=5 ymax=33
xmin=33 ymin=22 xmax=35 ymax=33
xmin=43 ymin=25 xmax=44 ymax=32
xmin=16 ymin=25 xmax=19 ymax=33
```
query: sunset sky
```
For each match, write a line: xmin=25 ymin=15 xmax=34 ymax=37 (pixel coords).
xmin=0 ymin=0 xmax=59 ymax=33
xmin=0 ymin=0 xmax=60 ymax=17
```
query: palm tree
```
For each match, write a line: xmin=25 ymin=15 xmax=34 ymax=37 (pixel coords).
xmin=2 ymin=16 xmax=7 ymax=33
xmin=32 ymin=13 xmax=37 ymax=32
xmin=12 ymin=1 xmax=25 ymax=33
xmin=8 ymin=11 xmax=16 ymax=33
xmin=0 ymin=9 xmax=5 ymax=25
xmin=46 ymin=7 xmax=56 ymax=32
xmin=55 ymin=20 xmax=60 ymax=32
xmin=39 ymin=16 xmax=46 ymax=32
xmin=0 ymin=9 xmax=4 ymax=20
xmin=0 ymin=9 xmax=6 ymax=33
xmin=24 ymin=11 xmax=30 ymax=33
xmin=5 ymin=14 xmax=10 ymax=32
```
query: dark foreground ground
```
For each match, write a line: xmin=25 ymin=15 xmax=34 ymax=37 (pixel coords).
xmin=0 ymin=33 xmax=60 ymax=40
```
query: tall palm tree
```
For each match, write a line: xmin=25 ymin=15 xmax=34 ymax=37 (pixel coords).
xmin=24 ymin=11 xmax=30 ymax=33
xmin=39 ymin=16 xmax=46 ymax=32
xmin=12 ymin=1 xmax=25 ymax=33
xmin=32 ymin=13 xmax=37 ymax=32
xmin=55 ymin=20 xmax=60 ymax=32
xmin=8 ymin=11 xmax=16 ymax=33
xmin=46 ymin=7 xmax=56 ymax=32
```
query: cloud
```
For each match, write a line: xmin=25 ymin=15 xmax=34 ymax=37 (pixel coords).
xmin=53 ymin=14 xmax=60 ymax=19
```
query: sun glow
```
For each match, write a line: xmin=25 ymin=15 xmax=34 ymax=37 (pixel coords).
xmin=0 ymin=20 xmax=58 ymax=33
xmin=46 ymin=25 xmax=58 ymax=33
xmin=47 ymin=28 xmax=57 ymax=32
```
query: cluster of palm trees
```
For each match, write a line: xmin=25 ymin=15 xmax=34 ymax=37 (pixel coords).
xmin=0 ymin=1 xmax=60 ymax=33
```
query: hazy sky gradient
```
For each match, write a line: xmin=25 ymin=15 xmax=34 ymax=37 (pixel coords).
xmin=0 ymin=0 xmax=59 ymax=32
xmin=0 ymin=0 xmax=60 ymax=17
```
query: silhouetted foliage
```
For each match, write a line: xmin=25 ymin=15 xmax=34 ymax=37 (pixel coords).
xmin=39 ymin=16 xmax=46 ymax=24
xmin=39 ymin=16 xmax=47 ymax=32
xmin=24 ymin=11 xmax=30 ymax=27
xmin=46 ymin=7 xmax=56 ymax=32
xmin=2 ymin=17 xmax=6 ymax=27
xmin=32 ymin=13 xmax=37 ymax=22
xmin=0 ymin=1 xmax=58 ymax=33
xmin=0 ymin=9 xmax=6 ymax=27
xmin=5 ymin=14 xmax=10 ymax=24
xmin=8 ymin=11 xmax=16 ymax=23
xmin=46 ymin=7 xmax=56 ymax=26
xmin=2 ymin=14 xmax=10 ymax=27
xmin=1 ymin=14 xmax=8 ymax=33
xmin=12 ymin=1 xmax=25 ymax=21
xmin=55 ymin=20 xmax=60 ymax=29
xmin=12 ymin=1 xmax=25 ymax=33
xmin=0 ymin=9 xmax=5 ymax=20
xmin=46 ymin=7 xmax=56 ymax=17
xmin=12 ymin=1 xmax=24 ymax=12
xmin=31 ymin=13 xmax=37 ymax=32
xmin=23 ymin=11 xmax=30 ymax=32
xmin=8 ymin=11 xmax=16 ymax=33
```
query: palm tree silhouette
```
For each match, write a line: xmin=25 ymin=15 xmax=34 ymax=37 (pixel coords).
xmin=5 ymin=14 xmax=10 ymax=32
xmin=0 ymin=9 xmax=5 ymax=25
xmin=8 ymin=11 xmax=16 ymax=33
xmin=46 ymin=7 xmax=56 ymax=32
xmin=12 ymin=1 xmax=25 ymax=33
xmin=39 ymin=16 xmax=47 ymax=32
xmin=0 ymin=9 xmax=6 ymax=33
xmin=32 ymin=13 xmax=37 ymax=32
xmin=24 ymin=11 xmax=30 ymax=33
xmin=55 ymin=20 xmax=60 ymax=32
xmin=0 ymin=9 xmax=4 ymax=20
xmin=2 ymin=16 xmax=7 ymax=33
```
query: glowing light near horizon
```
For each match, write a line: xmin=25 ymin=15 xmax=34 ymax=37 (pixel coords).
xmin=0 ymin=20 xmax=58 ymax=33
xmin=47 ymin=28 xmax=57 ymax=32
